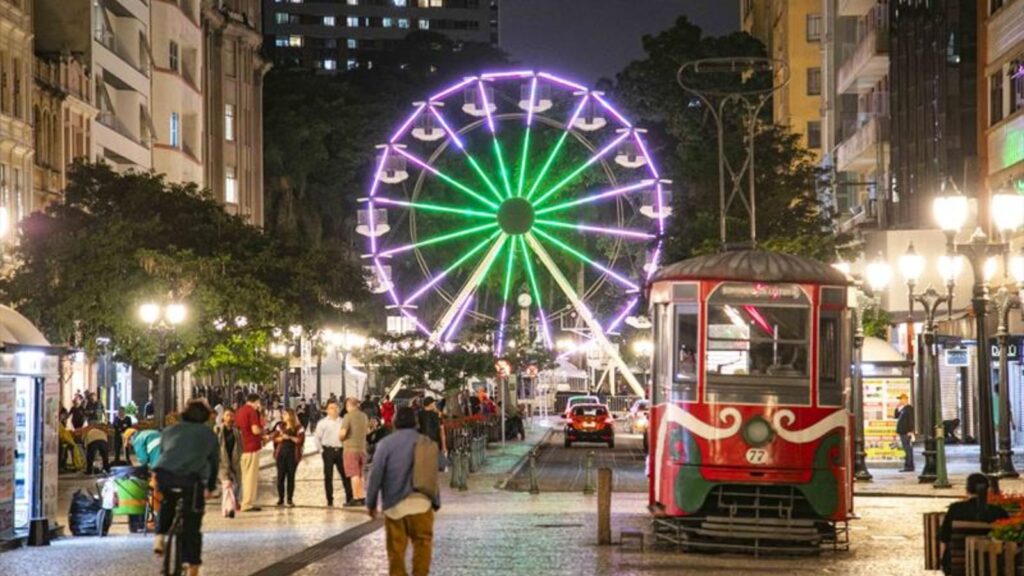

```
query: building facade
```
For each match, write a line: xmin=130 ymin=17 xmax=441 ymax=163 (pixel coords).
xmin=263 ymin=0 xmax=499 ymax=73
xmin=741 ymin=0 xmax=824 ymax=158
xmin=0 ymin=0 xmax=36 ymax=237
xmin=33 ymin=53 xmax=96 ymax=209
xmin=203 ymin=0 xmax=266 ymax=225
xmin=982 ymin=0 xmax=1024 ymax=195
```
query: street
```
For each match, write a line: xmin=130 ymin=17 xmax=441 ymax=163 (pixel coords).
xmin=505 ymin=425 xmax=646 ymax=493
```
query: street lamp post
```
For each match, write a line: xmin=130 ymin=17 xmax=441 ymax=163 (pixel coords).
xmin=329 ymin=327 xmax=366 ymax=401
xmin=993 ymin=283 xmax=1022 ymax=479
xmin=139 ymin=301 xmax=187 ymax=430
xmin=933 ymin=187 xmax=1024 ymax=478
xmin=900 ymin=242 xmax=953 ymax=487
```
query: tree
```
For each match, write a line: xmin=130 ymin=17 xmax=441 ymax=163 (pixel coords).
xmin=0 ymin=162 xmax=367 ymax=393
xmin=613 ymin=17 xmax=851 ymax=263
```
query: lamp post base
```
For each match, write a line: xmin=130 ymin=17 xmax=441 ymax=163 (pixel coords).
xmin=853 ymin=448 xmax=872 ymax=482
xmin=933 ymin=433 xmax=952 ymax=489
xmin=997 ymin=446 xmax=1020 ymax=479
xmin=919 ymin=440 xmax=937 ymax=483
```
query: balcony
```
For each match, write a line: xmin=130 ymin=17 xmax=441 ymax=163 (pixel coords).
xmin=836 ymin=6 xmax=889 ymax=94
xmin=836 ymin=115 xmax=889 ymax=172
xmin=838 ymin=0 xmax=877 ymax=17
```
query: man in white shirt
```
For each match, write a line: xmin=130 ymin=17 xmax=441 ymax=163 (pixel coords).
xmin=314 ymin=400 xmax=353 ymax=506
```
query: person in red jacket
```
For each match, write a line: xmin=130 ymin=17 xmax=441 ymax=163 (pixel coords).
xmin=380 ymin=399 xmax=395 ymax=428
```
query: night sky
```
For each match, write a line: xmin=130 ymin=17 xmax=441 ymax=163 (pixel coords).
xmin=500 ymin=0 xmax=740 ymax=84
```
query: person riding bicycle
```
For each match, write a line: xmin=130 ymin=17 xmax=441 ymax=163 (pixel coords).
xmin=152 ymin=400 xmax=220 ymax=576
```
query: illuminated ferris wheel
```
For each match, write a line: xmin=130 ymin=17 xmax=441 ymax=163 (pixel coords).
xmin=358 ymin=70 xmax=670 ymax=394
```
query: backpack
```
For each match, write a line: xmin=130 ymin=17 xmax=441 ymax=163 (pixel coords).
xmin=412 ymin=434 xmax=439 ymax=500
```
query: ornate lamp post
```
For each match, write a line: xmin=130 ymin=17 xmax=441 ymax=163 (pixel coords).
xmin=632 ymin=338 xmax=653 ymax=392
xmin=329 ymin=328 xmax=366 ymax=401
xmin=933 ymin=186 xmax=1024 ymax=477
xmin=899 ymin=242 xmax=953 ymax=487
xmin=841 ymin=255 xmax=892 ymax=482
xmin=138 ymin=301 xmax=187 ymax=430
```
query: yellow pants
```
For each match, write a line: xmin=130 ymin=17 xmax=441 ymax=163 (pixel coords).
xmin=239 ymin=451 xmax=260 ymax=510
xmin=385 ymin=509 xmax=434 ymax=576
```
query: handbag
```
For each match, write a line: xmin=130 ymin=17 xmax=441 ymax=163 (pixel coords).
xmin=221 ymin=480 xmax=238 ymax=517
xmin=437 ymin=451 xmax=447 ymax=472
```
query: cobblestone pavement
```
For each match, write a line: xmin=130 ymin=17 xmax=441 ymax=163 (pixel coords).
xmin=0 ymin=419 xmax=974 ymax=575
xmin=505 ymin=429 xmax=646 ymax=493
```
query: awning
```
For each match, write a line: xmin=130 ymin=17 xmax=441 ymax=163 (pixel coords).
xmin=0 ymin=305 xmax=51 ymax=347
xmin=862 ymin=336 xmax=907 ymax=364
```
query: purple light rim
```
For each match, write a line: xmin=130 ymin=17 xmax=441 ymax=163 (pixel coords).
xmin=481 ymin=70 xmax=535 ymax=80
xmin=444 ymin=294 xmax=474 ymax=342
xmin=496 ymin=305 xmax=509 ymax=355
xmin=630 ymin=132 xmax=665 ymax=235
xmin=429 ymin=76 xmax=477 ymax=102
xmin=537 ymin=71 xmax=587 ymax=92
xmin=478 ymin=81 xmax=496 ymax=133
xmin=428 ymin=105 xmax=464 ymax=149
xmin=592 ymin=92 xmax=632 ymax=128
xmin=390 ymin=103 xmax=426 ymax=143
xmin=539 ymin=180 xmax=654 ymax=213
xmin=606 ymin=297 xmax=639 ymax=334
xmin=526 ymin=76 xmax=538 ymax=127
xmin=645 ymin=241 xmax=663 ymax=281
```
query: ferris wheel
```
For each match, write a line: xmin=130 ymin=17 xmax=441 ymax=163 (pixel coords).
xmin=357 ymin=70 xmax=669 ymax=395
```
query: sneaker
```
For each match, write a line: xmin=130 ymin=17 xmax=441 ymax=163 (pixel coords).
xmin=342 ymin=500 xmax=361 ymax=508
xmin=326 ymin=500 xmax=334 ymax=507
xmin=153 ymin=535 xmax=165 ymax=556
xmin=287 ymin=501 xmax=295 ymax=508
xmin=226 ymin=510 xmax=235 ymax=519
xmin=276 ymin=500 xmax=285 ymax=507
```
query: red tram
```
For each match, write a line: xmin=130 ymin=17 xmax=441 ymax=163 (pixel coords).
xmin=646 ymin=250 xmax=853 ymax=553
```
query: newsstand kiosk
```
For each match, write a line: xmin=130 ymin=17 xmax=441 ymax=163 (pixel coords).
xmin=0 ymin=305 xmax=62 ymax=546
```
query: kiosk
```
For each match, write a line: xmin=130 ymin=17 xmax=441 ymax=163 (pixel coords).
xmin=860 ymin=337 xmax=915 ymax=464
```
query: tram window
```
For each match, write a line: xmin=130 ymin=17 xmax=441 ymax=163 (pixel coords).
xmin=818 ymin=312 xmax=843 ymax=406
xmin=670 ymin=302 xmax=698 ymax=402
xmin=705 ymin=283 xmax=810 ymax=405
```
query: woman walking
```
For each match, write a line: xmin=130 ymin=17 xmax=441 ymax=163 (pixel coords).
xmin=217 ymin=408 xmax=243 ymax=518
xmin=272 ymin=408 xmax=305 ymax=507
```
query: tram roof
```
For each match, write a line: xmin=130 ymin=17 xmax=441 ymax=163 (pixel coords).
xmin=653 ymin=250 xmax=849 ymax=286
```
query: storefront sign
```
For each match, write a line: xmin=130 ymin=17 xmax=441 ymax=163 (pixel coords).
xmin=988 ymin=337 xmax=1024 ymax=363
xmin=944 ymin=348 xmax=970 ymax=367
xmin=0 ymin=378 xmax=15 ymax=538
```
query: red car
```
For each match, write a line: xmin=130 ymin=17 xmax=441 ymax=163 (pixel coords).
xmin=564 ymin=404 xmax=614 ymax=448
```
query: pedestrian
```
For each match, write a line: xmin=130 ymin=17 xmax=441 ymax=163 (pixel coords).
xmin=272 ymin=408 xmax=305 ymax=508
xmin=234 ymin=393 xmax=266 ymax=512
xmin=939 ymin=473 xmax=1009 ymax=575
xmin=152 ymin=400 xmax=220 ymax=576
xmin=381 ymin=397 xmax=396 ymax=428
xmin=85 ymin=391 xmax=103 ymax=422
xmin=314 ymin=399 xmax=353 ymax=506
xmin=367 ymin=406 xmax=440 ymax=576
xmin=361 ymin=394 xmax=379 ymax=420
xmin=217 ymin=408 xmax=243 ymax=518
xmin=70 ymin=395 xmax=86 ymax=429
xmin=111 ymin=407 xmax=134 ymax=463
xmin=895 ymin=393 xmax=915 ymax=472
xmin=340 ymin=397 xmax=370 ymax=507
xmin=296 ymin=399 xmax=309 ymax=431
xmin=82 ymin=420 xmax=110 ymax=475
xmin=126 ymin=427 xmax=162 ymax=468
xmin=418 ymin=398 xmax=447 ymax=456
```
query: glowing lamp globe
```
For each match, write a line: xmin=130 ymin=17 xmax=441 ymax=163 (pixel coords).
xmin=899 ymin=243 xmax=925 ymax=285
xmin=991 ymin=192 xmax=1024 ymax=233
xmin=865 ymin=254 xmax=892 ymax=293
xmin=933 ymin=194 xmax=968 ymax=232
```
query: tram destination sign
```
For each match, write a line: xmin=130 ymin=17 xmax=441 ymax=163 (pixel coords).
xmin=718 ymin=283 xmax=803 ymax=301
xmin=943 ymin=348 xmax=969 ymax=367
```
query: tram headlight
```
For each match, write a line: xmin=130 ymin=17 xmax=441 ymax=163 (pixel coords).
xmin=742 ymin=416 xmax=774 ymax=447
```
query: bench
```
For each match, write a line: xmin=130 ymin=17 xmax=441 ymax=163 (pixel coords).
xmin=952 ymin=521 xmax=995 ymax=576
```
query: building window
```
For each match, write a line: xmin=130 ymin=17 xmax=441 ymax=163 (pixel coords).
xmin=170 ymin=112 xmax=180 ymax=148
xmin=1011 ymin=60 xmax=1024 ymax=116
xmin=806 ymin=14 xmax=822 ymax=42
xmin=225 ymin=167 xmax=238 ymax=204
xmin=224 ymin=41 xmax=237 ymax=77
xmin=347 ymin=16 xmax=359 ymax=27
xmin=13 ymin=168 xmax=22 ymax=222
xmin=419 ymin=19 xmax=430 ymax=29
xmin=807 ymin=120 xmax=821 ymax=149
xmin=347 ymin=0 xmax=358 ymax=4
xmin=347 ymin=59 xmax=358 ymax=70
xmin=275 ymin=36 xmax=289 ymax=47
xmin=398 ymin=18 xmax=409 ymax=28
xmin=807 ymin=67 xmax=821 ymax=96
xmin=225 ymin=104 xmax=235 ymax=141
xmin=169 ymin=41 xmax=179 ymax=71
xmin=288 ymin=35 xmax=303 ymax=47
xmin=324 ymin=59 xmax=337 ymax=70
xmin=382 ymin=17 xmax=393 ymax=28
xmin=991 ymin=72 xmax=1004 ymax=126
xmin=430 ymin=0 xmax=443 ymax=6
xmin=275 ymin=13 xmax=290 ymax=24
xmin=394 ymin=0 xmax=406 ymax=5
xmin=324 ymin=16 xmax=335 ymax=26
xmin=347 ymin=38 xmax=358 ymax=49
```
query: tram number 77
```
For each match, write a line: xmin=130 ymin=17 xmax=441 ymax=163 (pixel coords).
xmin=745 ymin=448 xmax=768 ymax=465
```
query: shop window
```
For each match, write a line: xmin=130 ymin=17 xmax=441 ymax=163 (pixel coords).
xmin=818 ymin=312 xmax=843 ymax=406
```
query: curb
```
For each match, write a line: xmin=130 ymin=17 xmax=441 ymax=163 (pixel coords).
xmin=494 ymin=428 xmax=554 ymax=491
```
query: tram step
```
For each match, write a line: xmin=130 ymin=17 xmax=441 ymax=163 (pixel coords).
xmin=704 ymin=515 xmax=818 ymax=529
xmin=695 ymin=526 xmax=822 ymax=543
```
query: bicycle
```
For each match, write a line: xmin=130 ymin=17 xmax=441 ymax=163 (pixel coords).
xmin=161 ymin=486 xmax=188 ymax=576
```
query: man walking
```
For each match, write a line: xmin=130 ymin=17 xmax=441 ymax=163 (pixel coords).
xmin=235 ymin=393 xmax=266 ymax=511
xmin=314 ymin=400 xmax=353 ymax=506
xmin=895 ymin=393 xmax=915 ymax=472
xmin=340 ymin=397 xmax=369 ymax=507
xmin=367 ymin=406 xmax=440 ymax=576
xmin=418 ymin=398 xmax=446 ymax=455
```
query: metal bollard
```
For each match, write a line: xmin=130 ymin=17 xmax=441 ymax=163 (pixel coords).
xmin=583 ymin=450 xmax=595 ymax=495
xmin=449 ymin=448 xmax=460 ymax=489
xmin=528 ymin=450 xmax=540 ymax=495
xmin=469 ymin=437 xmax=479 ymax=473
xmin=458 ymin=449 xmax=470 ymax=491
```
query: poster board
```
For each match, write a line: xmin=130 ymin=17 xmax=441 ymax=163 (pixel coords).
xmin=0 ymin=377 xmax=14 ymax=537
xmin=863 ymin=376 xmax=913 ymax=462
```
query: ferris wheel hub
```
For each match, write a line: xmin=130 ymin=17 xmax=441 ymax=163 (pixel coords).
xmin=496 ymin=197 xmax=535 ymax=235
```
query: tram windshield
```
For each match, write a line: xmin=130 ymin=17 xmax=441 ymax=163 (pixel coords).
xmin=705 ymin=283 xmax=810 ymax=405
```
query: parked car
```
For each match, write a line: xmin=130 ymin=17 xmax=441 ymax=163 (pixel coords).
xmin=564 ymin=404 xmax=614 ymax=448
xmin=626 ymin=399 xmax=650 ymax=434
xmin=562 ymin=395 xmax=600 ymax=419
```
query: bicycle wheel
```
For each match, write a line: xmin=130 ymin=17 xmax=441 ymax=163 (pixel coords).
xmin=163 ymin=529 xmax=183 ymax=576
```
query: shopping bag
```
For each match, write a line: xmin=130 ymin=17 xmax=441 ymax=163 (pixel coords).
xmin=221 ymin=480 xmax=237 ymax=517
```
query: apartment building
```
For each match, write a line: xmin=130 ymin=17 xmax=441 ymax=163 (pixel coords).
xmin=983 ymin=0 xmax=1024 ymax=194
xmin=33 ymin=53 xmax=97 ymax=209
xmin=263 ymin=0 xmax=499 ymax=73
xmin=0 ymin=0 xmax=36 ymax=237
xmin=741 ymin=0 xmax=824 ymax=158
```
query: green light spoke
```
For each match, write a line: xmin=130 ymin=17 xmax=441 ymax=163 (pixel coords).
xmin=406 ymin=229 xmax=503 ymax=304
xmin=379 ymin=222 xmax=498 ymax=256
xmin=393 ymin=147 xmax=499 ymax=210
xmin=464 ymin=155 xmax=506 ymax=203
xmin=377 ymin=198 xmax=495 ymax=219
xmin=524 ymin=131 xmax=571 ymax=202
xmin=502 ymin=235 xmax=517 ymax=302
xmin=531 ymin=131 xmax=631 ymax=208
xmin=492 ymin=139 xmax=514 ymax=198
xmin=430 ymin=107 xmax=505 ymax=202
xmin=516 ymin=126 xmax=532 ymax=197
xmin=519 ymin=235 xmax=544 ymax=311
xmin=532 ymin=227 xmax=639 ymax=291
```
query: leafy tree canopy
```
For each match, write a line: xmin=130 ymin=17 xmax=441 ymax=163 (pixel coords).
xmin=0 ymin=162 xmax=367 ymax=384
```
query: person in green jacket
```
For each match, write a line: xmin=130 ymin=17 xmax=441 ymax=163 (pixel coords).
xmin=126 ymin=428 xmax=162 ymax=467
